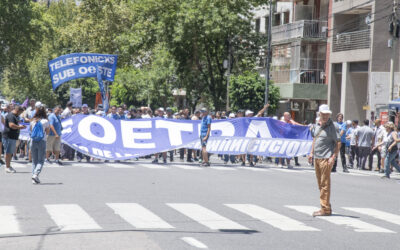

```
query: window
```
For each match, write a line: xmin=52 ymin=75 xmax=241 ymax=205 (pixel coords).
xmin=255 ymin=18 xmax=261 ymax=33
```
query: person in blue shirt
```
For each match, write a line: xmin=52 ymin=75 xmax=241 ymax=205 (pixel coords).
xmin=118 ymin=106 xmax=126 ymax=120
xmin=200 ymin=108 xmax=212 ymax=166
xmin=46 ymin=105 xmax=63 ymax=165
xmin=107 ymin=106 xmax=120 ymax=120
xmin=332 ymin=118 xmax=350 ymax=173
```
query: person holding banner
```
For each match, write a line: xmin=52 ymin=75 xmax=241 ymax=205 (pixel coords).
xmin=152 ymin=108 xmax=168 ymax=164
xmin=30 ymin=106 xmax=49 ymax=184
xmin=200 ymin=108 xmax=212 ymax=167
xmin=308 ymin=104 xmax=340 ymax=217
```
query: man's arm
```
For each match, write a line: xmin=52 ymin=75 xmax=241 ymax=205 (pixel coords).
xmin=256 ymin=104 xmax=269 ymax=117
xmin=329 ymin=141 xmax=340 ymax=165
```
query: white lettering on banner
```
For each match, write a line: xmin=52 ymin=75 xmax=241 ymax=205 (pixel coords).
xmin=52 ymin=69 xmax=76 ymax=84
xmin=155 ymin=120 xmax=193 ymax=146
xmin=61 ymin=119 xmax=74 ymax=134
xmin=286 ymin=141 xmax=300 ymax=157
xmin=240 ymin=139 xmax=250 ymax=152
xmin=259 ymin=139 xmax=272 ymax=152
xmin=104 ymin=150 xmax=113 ymax=158
xmin=92 ymin=148 xmax=104 ymax=157
xmin=245 ymin=120 xmax=272 ymax=138
xmin=210 ymin=122 xmax=235 ymax=136
xmin=278 ymin=140 xmax=289 ymax=154
xmin=269 ymin=140 xmax=282 ymax=153
xmin=229 ymin=139 xmax=244 ymax=152
xmin=121 ymin=120 xmax=155 ymax=149
xmin=78 ymin=116 xmax=116 ymax=144
xmin=248 ymin=140 xmax=260 ymax=153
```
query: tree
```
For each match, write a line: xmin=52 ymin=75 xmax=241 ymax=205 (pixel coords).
xmin=229 ymin=71 xmax=280 ymax=115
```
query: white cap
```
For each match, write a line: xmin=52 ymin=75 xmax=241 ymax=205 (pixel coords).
xmin=229 ymin=113 xmax=235 ymax=118
xmin=272 ymin=116 xmax=278 ymax=120
xmin=318 ymin=104 xmax=332 ymax=114
xmin=35 ymin=101 xmax=42 ymax=108
xmin=157 ymin=107 xmax=164 ymax=112
xmin=245 ymin=110 xmax=254 ymax=116
xmin=96 ymin=111 xmax=104 ymax=115
xmin=346 ymin=120 xmax=352 ymax=125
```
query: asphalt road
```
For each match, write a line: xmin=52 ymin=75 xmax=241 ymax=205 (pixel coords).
xmin=0 ymin=155 xmax=399 ymax=250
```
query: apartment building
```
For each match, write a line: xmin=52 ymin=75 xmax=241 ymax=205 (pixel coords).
xmin=253 ymin=0 xmax=329 ymax=122
xmin=328 ymin=0 xmax=398 ymax=121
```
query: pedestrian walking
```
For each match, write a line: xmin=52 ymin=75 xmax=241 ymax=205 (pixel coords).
xmin=3 ymin=105 xmax=26 ymax=173
xmin=30 ymin=106 xmax=49 ymax=184
xmin=369 ymin=119 xmax=384 ymax=171
xmin=46 ymin=105 xmax=63 ymax=165
xmin=347 ymin=120 xmax=359 ymax=169
xmin=356 ymin=120 xmax=374 ymax=170
xmin=381 ymin=123 xmax=400 ymax=179
xmin=308 ymin=104 xmax=340 ymax=217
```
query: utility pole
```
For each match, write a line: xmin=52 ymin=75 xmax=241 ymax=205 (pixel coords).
xmin=264 ymin=0 xmax=273 ymax=116
xmin=226 ymin=40 xmax=232 ymax=111
xmin=390 ymin=0 xmax=399 ymax=101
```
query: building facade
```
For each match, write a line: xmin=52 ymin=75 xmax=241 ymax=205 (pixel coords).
xmin=328 ymin=0 xmax=399 ymax=122
xmin=253 ymin=0 xmax=329 ymax=122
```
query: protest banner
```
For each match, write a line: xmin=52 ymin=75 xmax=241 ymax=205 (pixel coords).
xmin=59 ymin=116 xmax=313 ymax=160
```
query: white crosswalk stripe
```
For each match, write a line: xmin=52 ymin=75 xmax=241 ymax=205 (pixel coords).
xmin=173 ymin=165 xmax=202 ymax=170
xmin=44 ymin=204 xmax=102 ymax=231
xmin=342 ymin=207 xmax=400 ymax=226
xmin=286 ymin=205 xmax=395 ymax=233
xmin=0 ymin=206 xmax=21 ymax=235
xmin=138 ymin=164 xmax=168 ymax=169
xmin=107 ymin=203 xmax=174 ymax=229
xmin=209 ymin=167 xmax=236 ymax=171
xmin=226 ymin=204 xmax=319 ymax=231
xmin=105 ymin=163 xmax=135 ymax=169
xmin=167 ymin=203 xmax=248 ymax=230
xmin=237 ymin=167 xmax=270 ymax=172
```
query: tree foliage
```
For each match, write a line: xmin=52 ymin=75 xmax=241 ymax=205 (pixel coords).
xmin=229 ymin=71 xmax=280 ymax=114
xmin=0 ymin=0 xmax=280 ymax=112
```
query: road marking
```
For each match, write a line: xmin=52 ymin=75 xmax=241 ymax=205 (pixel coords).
xmin=45 ymin=204 xmax=102 ymax=231
xmin=342 ymin=207 xmax=400 ymax=226
xmin=181 ymin=237 xmax=208 ymax=249
xmin=76 ymin=163 xmax=100 ymax=168
xmin=0 ymin=206 xmax=21 ymax=235
xmin=173 ymin=165 xmax=202 ymax=170
xmin=107 ymin=203 xmax=174 ymax=229
xmin=226 ymin=204 xmax=319 ymax=231
xmin=167 ymin=203 xmax=248 ymax=230
xmin=106 ymin=163 xmax=135 ymax=169
xmin=138 ymin=164 xmax=168 ymax=169
xmin=12 ymin=162 xmax=28 ymax=168
xmin=209 ymin=167 xmax=236 ymax=171
xmin=286 ymin=205 xmax=394 ymax=233
xmin=271 ymin=168 xmax=306 ymax=174
xmin=238 ymin=167 xmax=270 ymax=172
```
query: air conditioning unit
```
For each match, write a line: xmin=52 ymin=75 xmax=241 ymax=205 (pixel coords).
xmin=321 ymin=26 xmax=328 ymax=37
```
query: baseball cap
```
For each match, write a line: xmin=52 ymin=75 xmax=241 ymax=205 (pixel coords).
xmin=245 ymin=110 xmax=254 ymax=116
xmin=35 ymin=101 xmax=42 ymax=108
xmin=157 ymin=107 xmax=165 ymax=112
xmin=166 ymin=107 xmax=173 ymax=112
xmin=346 ymin=120 xmax=352 ymax=125
xmin=200 ymin=108 xmax=208 ymax=112
xmin=82 ymin=104 xmax=88 ymax=108
xmin=229 ymin=113 xmax=235 ymax=118
xmin=318 ymin=104 xmax=332 ymax=114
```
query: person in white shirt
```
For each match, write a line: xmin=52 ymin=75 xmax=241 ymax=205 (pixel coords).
xmin=347 ymin=120 xmax=360 ymax=169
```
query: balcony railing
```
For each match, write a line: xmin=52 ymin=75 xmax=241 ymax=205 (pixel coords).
xmin=332 ymin=29 xmax=370 ymax=52
xmin=271 ymin=69 xmax=326 ymax=84
xmin=271 ymin=20 xmax=328 ymax=43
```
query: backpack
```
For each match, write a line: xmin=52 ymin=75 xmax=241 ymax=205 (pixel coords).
xmin=31 ymin=120 xmax=44 ymax=142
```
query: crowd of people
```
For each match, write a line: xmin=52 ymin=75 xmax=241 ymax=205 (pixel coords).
xmin=0 ymin=98 xmax=399 ymax=185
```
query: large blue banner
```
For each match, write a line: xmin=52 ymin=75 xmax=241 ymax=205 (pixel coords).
xmin=59 ymin=115 xmax=313 ymax=160
xmin=48 ymin=53 xmax=118 ymax=90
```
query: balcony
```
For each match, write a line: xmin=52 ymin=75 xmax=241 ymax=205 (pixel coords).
xmin=271 ymin=69 xmax=325 ymax=84
xmin=332 ymin=29 xmax=370 ymax=52
xmin=271 ymin=20 xmax=328 ymax=44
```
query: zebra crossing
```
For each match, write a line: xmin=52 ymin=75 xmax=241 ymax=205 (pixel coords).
xmin=10 ymin=160 xmax=400 ymax=178
xmin=0 ymin=203 xmax=399 ymax=236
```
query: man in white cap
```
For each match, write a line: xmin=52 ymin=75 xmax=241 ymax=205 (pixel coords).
xmin=308 ymin=104 xmax=340 ymax=216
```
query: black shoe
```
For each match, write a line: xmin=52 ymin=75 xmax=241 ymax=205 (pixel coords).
xmin=343 ymin=168 xmax=349 ymax=173
xmin=13 ymin=155 xmax=18 ymax=161
xmin=241 ymin=162 xmax=245 ymax=166
xmin=187 ymin=159 xmax=193 ymax=163
xmin=331 ymin=169 xmax=336 ymax=173
xmin=0 ymin=159 xmax=5 ymax=165
xmin=56 ymin=160 xmax=63 ymax=165
xmin=193 ymin=158 xmax=199 ymax=162
xmin=249 ymin=162 xmax=254 ymax=167
xmin=295 ymin=163 xmax=300 ymax=166
xmin=201 ymin=162 xmax=210 ymax=167
xmin=152 ymin=159 xmax=158 ymax=164
xmin=163 ymin=159 xmax=167 ymax=164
